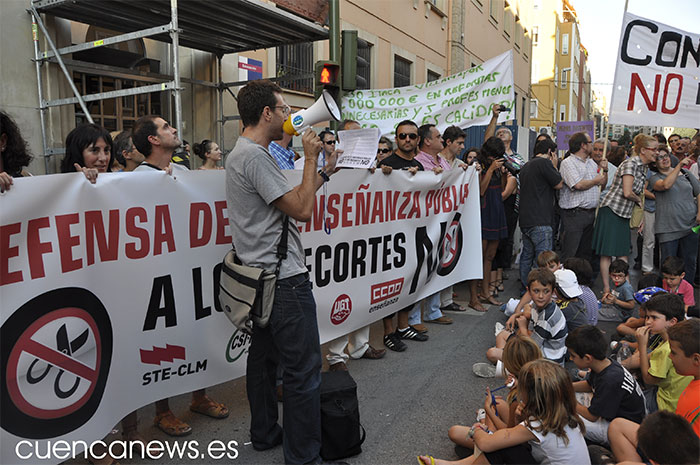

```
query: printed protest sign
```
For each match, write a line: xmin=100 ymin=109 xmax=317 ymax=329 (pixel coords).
xmin=342 ymin=50 xmax=515 ymax=136
xmin=555 ymin=121 xmax=594 ymax=148
xmin=609 ymin=12 xmax=700 ymax=127
xmin=0 ymin=168 xmax=481 ymax=464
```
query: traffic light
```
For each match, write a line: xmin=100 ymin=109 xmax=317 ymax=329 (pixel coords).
xmin=341 ymin=30 xmax=369 ymax=91
xmin=314 ymin=61 xmax=340 ymax=100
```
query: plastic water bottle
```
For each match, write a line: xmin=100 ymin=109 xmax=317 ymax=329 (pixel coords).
xmin=692 ymin=224 xmax=700 ymax=234
xmin=616 ymin=342 xmax=632 ymax=364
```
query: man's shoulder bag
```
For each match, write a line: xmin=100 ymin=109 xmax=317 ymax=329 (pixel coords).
xmin=217 ymin=217 xmax=289 ymax=334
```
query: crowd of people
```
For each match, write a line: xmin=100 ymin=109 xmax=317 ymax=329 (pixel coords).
xmin=2 ymin=86 xmax=700 ymax=465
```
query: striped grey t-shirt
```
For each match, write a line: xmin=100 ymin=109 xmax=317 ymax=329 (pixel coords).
xmin=531 ymin=301 xmax=568 ymax=364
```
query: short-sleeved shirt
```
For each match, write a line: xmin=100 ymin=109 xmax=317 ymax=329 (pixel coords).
xmin=676 ymin=379 xmax=700 ymax=437
xmin=649 ymin=340 xmax=693 ymax=412
xmin=557 ymin=297 xmax=589 ymax=331
xmin=523 ymin=419 xmax=590 ymax=465
xmin=601 ymin=156 xmax=648 ymax=219
xmin=586 ymin=360 xmax=645 ymax=423
xmin=415 ymin=150 xmax=451 ymax=171
xmin=377 ymin=153 xmax=424 ymax=171
xmin=580 ymin=285 xmax=599 ymax=326
xmin=559 ymin=154 xmax=601 ymax=209
xmin=531 ymin=302 xmax=568 ymax=364
xmin=268 ymin=141 xmax=295 ymax=170
xmin=650 ymin=168 xmax=700 ymax=242
xmin=225 ymin=136 xmax=306 ymax=279
xmin=611 ymin=281 xmax=635 ymax=318
xmin=519 ymin=156 xmax=563 ymax=228
xmin=133 ymin=161 xmax=189 ymax=174
xmin=663 ymin=279 xmax=695 ymax=308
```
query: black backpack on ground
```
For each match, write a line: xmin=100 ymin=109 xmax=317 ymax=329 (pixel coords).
xmin=319 ymin=370 xmax=366 ymax=460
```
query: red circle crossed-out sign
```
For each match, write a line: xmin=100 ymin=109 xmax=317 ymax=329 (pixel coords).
xmin=6 ymin=307 xmax=101 ymax=419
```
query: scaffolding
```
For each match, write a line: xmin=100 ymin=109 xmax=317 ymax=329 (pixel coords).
xmin=29 ymin=0 xmax=328 ymax=173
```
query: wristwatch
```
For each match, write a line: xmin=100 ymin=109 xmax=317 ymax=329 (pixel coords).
xmin=318 ymin=169 xmax=330 ymax=183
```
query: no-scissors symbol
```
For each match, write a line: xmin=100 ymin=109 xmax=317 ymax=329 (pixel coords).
xmin=1 ymin=288 xmax=113 ymax=439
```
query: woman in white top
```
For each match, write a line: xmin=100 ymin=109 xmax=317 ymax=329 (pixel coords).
xmin=418 ymin=359 xmax=589 ymax=465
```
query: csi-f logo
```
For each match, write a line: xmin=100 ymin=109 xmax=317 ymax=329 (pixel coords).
xmin=330 ymin=294 xmax=352 ymax=325
xmin=225 ymin=330 xmax=251 ymax=363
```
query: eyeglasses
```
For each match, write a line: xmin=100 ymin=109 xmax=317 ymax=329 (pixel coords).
xmin=656 ymin=153 xmax=669 ymax=160
xmin=273 ymin=105 xmax=291 ymax=116
xmin=324 ymin=140 xmax=336 ymax=145
xmin=377 ymin=148 xmax=391 ymax=154
xmin=644 ymin=147 xmax=660 ymax=152
xmin=397 ymin=133 xmax=418 ymax=140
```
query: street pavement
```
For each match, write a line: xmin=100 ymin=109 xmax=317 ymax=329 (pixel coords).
xmin=69 ymin=267 xmax=663 ymax=465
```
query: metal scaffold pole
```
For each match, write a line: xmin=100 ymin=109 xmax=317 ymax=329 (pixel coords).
xmin=218 ymin=55 xmax=224 ymax=153
xmin=170 ymin=0 xmax=183 ymax=141
xmin=30 ymin=11 xmax=50 ymax=172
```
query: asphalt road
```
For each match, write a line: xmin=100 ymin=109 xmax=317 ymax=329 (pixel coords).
xmin=66 ymin=268 xmax=649 ymax=465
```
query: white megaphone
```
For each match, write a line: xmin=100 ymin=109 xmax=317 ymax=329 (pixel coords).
xmin=283 ymin=90 xmax=342 ymax=135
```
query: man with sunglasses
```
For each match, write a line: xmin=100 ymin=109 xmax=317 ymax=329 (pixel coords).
xmin=376 ymin=120 xmax=431 ymax=351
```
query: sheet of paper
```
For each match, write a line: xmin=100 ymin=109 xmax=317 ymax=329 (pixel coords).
xmin=335 ymin=128 xmax=382 ymax=169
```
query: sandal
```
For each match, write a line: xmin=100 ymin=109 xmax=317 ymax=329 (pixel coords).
xmin=495 ymin=279 xmax=505 ymax=292
xmin=468 ymin=301 xmax=488 ymax=312
xmin=417 ymin=456 xmax=436 ymax=465
xmin=190 ymin=396 xmax=230 ymax=419
xmin=489 ymin=283 xmax=499 ymax=297
xmin=154 ymin=411 xmax=192 ymax=437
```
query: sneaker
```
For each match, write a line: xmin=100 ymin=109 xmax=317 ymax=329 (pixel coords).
xmin=383 ymin=333 xmax=407 ymax=352
xmin=396 ymin=327 xmax=429 ymax=341
xmin=472 ymin=362 xmax=496 ymax=378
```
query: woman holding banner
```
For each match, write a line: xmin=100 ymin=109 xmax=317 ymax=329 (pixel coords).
xmin=0 ymin=111 xmax=33 ymax=192
xmin=478 ymin=137 xmax=509 ymax=306
xmin=592 ymin=134 xmax=658 ymax=295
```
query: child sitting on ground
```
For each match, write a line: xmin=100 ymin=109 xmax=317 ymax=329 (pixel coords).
xmin=508 ymin=251 xmax=562 ymax=317
xmin=450 ymin=336 xmax=542 ymax=450
xmin=563 ymin=257 xmax=598 ymax=326
xmin=488 ymin=269 xmax=568 ymax=366
xmin=554 ymin=269 xmax=589 ymax=331
xmin=566 ymin=325 xmax=645 ymax=445
xmin=599 ymin=259 xmax=635 ymax=322
xmin=661 ymin=256 xmax=695 ymax=314
xmin=615 ymin=273 xmax=663 ymax=341
xmin=607 ymin=318 xmax=700 ymax=463
xmin=617 ymin=286 xmax=667 ymax=371
xmin=419 ymin=360 xmax=590 ymax=465
xmin=610 ymin=411 xmax=700 ymax=464
xmin=634 ymin=293 xmax=692 ymax=413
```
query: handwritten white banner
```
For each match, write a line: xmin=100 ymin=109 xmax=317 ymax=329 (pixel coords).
xmin=341 ymin=50 xmax=515 ymax=136
xmin=609 ymin=12 xmax=700 ymax=127
xmin=0 ymin=167 xmax=481 ymax=464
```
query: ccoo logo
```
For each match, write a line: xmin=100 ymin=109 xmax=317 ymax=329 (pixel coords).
xmin=330 ymin=294 xmax=352 ymax=325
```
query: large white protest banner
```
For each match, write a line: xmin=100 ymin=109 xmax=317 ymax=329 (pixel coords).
xmin=0 ymin=167 xmax=481 ymax=464
xmin=342 ymin=50 xmax=515 ymax=135
xmin=609 ymin=12 xmax=700 ymax=127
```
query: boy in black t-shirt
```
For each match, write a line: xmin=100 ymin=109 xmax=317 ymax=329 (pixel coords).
xmin=566 ymin=325 xmax=646 ymax=445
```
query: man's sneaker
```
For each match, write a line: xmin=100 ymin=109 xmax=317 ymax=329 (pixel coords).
xmin=396 ymin=327 xmax=429 ymax=341
xmin=383 ymin=333 xmax=407 ymax=352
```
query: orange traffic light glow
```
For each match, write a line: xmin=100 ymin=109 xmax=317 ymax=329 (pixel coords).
xmin=320 ymin=67 xmax=331 ymax=84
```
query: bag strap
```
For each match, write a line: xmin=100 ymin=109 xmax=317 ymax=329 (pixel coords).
xmin=274 ymin=216 xmax=289 ymax=276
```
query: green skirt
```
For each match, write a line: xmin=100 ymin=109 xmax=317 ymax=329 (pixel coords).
xmin=592 ymin=206 xmax=631 ymax=257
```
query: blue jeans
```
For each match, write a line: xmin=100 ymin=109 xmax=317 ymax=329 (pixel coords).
xmin=246 ymin=273 xmax=322 ymax=464
xmin=519 ymin=226 xmax=553 ymax=288
xmin=659 ymin=232 xmax=698 ymax=283
xmin=408 ymin=292 xmax=442 ymax=325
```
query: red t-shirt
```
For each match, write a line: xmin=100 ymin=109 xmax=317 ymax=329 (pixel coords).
xmin=663 ymin=279 xmax=695 ymax=308
xmin=676 ymin=379 xmax=700 ymax=437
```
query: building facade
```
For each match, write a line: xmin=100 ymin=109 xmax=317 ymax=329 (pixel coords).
xmin=529 ymin=0 xmax=591 ymax=137
xmin=2 ymin=0 xmax=532 ymax=175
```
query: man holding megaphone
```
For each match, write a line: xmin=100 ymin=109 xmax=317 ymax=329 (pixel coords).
xmin=225 ymin=80 xmax=341 ymax=464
